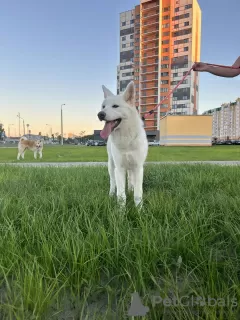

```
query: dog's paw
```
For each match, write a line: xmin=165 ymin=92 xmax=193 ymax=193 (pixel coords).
xmin=109 ymin=190 xmax=115 ymax=196
xmin=134 ymin=197 xmax=143 ymax=209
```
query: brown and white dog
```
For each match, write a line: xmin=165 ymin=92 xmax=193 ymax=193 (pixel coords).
xmin=17 ymin=137 xmax=43 ymax=160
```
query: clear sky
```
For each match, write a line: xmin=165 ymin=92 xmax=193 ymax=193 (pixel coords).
xmin=1 ymin=0 xmax=240 ymax=137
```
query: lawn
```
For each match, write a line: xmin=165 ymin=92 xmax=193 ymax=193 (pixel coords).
xmin=0 ymin=164 xmax=240 ymax=319
xmin=1 ymin=145 xmax=240 ymax=162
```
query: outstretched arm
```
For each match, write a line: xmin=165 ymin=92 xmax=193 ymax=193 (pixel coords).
xmin=193 ymin=57 xmax=240 ymax=78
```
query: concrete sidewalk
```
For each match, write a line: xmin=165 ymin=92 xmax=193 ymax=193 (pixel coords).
xmin=1 ymin=161 xmax=240 ymax=167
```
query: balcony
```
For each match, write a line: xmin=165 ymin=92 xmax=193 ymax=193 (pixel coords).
xmin=143 ymin=21 xmax=159 ymax=28
xmin=141 ymin=4 xmax=159 ymax=12
xmin=141 ymin=86 xmax=158 ymax=90
xmin=141 ymin=46 xmax=159 ymax=51
xmin=142 ymin=38 xmax=159 ymax=44
xmin=141 ymin=62 xmax=158 ymax=67
xmin=142 ymin=29 xmax=159 ymax=36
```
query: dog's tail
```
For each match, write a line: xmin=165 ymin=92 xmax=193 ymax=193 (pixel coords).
xmin=19 ymin=136 xmax=27 ymax=142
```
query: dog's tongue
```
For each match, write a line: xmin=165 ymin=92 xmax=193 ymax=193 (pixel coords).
xmin=100 ymin=121 xmax=115 ymax=139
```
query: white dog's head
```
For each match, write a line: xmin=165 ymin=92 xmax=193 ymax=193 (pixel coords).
xmin=98 ymin=81 xmax=137 ymax=139
xmin=36 ymin=139 xmax=43 ymax=149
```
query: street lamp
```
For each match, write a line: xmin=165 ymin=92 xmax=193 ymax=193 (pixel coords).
xmin=61 ymin=104 xmax=65 ymax=146
xmin=17 ymin=113 xmax=26 ymax=136
xmin=8 ymin=124 xmax=14 ymax=138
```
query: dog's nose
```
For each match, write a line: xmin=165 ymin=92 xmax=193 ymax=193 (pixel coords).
xmin=98 ymin=111 xmax=106 ymax=121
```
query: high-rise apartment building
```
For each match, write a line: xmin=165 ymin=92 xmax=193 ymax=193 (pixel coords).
xmin=117 ymin=0 xmax=201 ymax=140
xmin=203 ymin=99 xmax=240 ymax=140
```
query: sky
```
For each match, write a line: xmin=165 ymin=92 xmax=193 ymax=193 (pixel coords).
xmin=1 ymin=0 xmax=240 ymax=137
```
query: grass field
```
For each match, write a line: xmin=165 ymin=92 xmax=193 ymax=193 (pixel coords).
xmin=1 ymin=145 xmax=240 ymax=162
xmin=0 ymin=164 xmax=240 ymax=319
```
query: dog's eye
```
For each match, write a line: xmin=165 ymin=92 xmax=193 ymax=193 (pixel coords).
xmin=112 ymin=105 xmax=119 ymax=108
xmin=102 ymin=105 xmax=105 ymax=109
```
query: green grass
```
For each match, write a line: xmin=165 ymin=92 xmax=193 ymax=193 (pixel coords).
xmin=0 ymin=165 xmax=240 ymax=319
xmin=1 ymin=145 xmax=240 ymax=162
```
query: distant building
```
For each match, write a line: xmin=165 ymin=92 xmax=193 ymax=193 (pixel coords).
xmin=160 ymin=115 xmax=212 ymax=146
xmin=203 ymin=98 xmax=240 ymax=140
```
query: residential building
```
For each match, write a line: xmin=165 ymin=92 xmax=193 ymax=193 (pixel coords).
xmin=203 ymin=99 xmax=240 ymax=140
xmin=117 ymin=0 xmax=201 ymax=140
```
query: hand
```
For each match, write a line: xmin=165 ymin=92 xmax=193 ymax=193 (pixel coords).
xmin=193 ymin=62 xmax=209 ymax=72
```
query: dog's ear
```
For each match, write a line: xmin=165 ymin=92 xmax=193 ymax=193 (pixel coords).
xmin=102 ymin=85 xmax=114 ymax=99
xmin=123 ymin=81 xmax=135 ymax=106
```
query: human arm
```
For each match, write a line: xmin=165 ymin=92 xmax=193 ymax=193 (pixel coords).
xmin=193 ymin=57 xmax=240 ymax=78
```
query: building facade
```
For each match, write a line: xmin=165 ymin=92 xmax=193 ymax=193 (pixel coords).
xmin=117 ymin=0 xmax=201 ymax=140
xmin=203 ymin=99 xmax=240 ymax=140
xmin=160 ymin=115 xmax=212 ymax=146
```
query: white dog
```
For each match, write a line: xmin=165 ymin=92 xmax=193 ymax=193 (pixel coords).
xmin=98 ymin=81 xmax=148 ymax=208
xmin=17 ymin=136 xmax=43 ymax=160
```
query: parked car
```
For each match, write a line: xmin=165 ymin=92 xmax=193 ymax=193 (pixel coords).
xmin=85 ymin=140 xmax=95 ymax=146
xmin=148 ymin=140 xmax=160 ymax=146
xmin=96 ymin=141 xmax=106 ymax=146
xmin=234 ymin=140 xmax=240 ymax=145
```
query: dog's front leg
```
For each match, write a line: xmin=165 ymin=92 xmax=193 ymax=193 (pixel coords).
xmin=108 ymin=159 xmax=116 ymax=195
xmin=34 ymin=151 xmax=37 ymax=159
xmin=115 ymin=167 xmax=126 ymax=206
xmin=133 ymin=167 xmax=143 ymax=209
xmin=39 ymin=151 xmax=43 ymax=159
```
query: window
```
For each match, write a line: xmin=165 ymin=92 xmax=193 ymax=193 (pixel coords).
xmin=136 ymin=14 xmax=140 ymax=19
xmin=122 ymin=22 xmax=126 ymax=26
xmin=162 ymin=39 xmax=169 ymax=45
xmin=154 ymin=97 xmax=158 ymax=103
xmin=184 ymin=13 xmax=190 ymax=18
xmin=122 ymin=36 xmax=126 ymax=41
xmin=155 ymin=90 xmax=158 ymax=95
xmin=161 ymin=64 xmax=169 ymax=68
xmin=144 ymin=45 xmax=147 ymax=49
xmin=163 ymin=6 xmax=170 ymax=12
xmin=162 ymin=56 xmax=169 ymax=61
xmin=161 ymin=104 xmax=168 ymax=108
xmin=130 ymin=19 xmax=134 ymax=24
xmin=162 ymin=23 xmax=170 ymax=28
xmin=174 ymin=24 xmax=179 ymax=29
xmin=184 ymin=38 xmax=189 ymax=43
xmin=130 ymin=42 xmax=134 ymax=46
xmin=184 ymin=21 xmax=189 ymax=27
xmin=161 ymin=72 xmax=169 ymax=76
xmin=122 ymin=44 xmax=126 ymax=48
xmin=184 ymin=63 xmax=188 ymax=68
xmin=155 ymin=66 xmax=158 ymax=71
xmin=135 ymin=46 xmax=140 ymax=50
xmin=183 ymin=96 xmax=188 ymax=100
xmin=162 ymin=48 xmax=168 ymax=53
xmin=155 ymin=81 xmax=158 ymax=87
xmin=163 ymin=31 xmax=170 ymax=36
xmin=173 ymin=73 xmax=178 ymax=77
xmin=155 ymin=58 xmax=158 ymax=63
xmin=161 ymin=80 xmax=169 ymax=84
xmin=175 ymin=7 xmax=179 ymax=12
xmin=184 ymin=55 xmax=188 ymax=60
xmin=130 ymin=35 xmax=134 ymax=39
xmin=184 ymin=47 xmax=188 ymax=51
xmin=160 ymin=88 xmax=168 ymax=92
xmin=142 ymin=91 xmax=147 ymax=96
xmin=183 ymin=71 xmax=188 ymax=76
xmin=173 ymin=97 xmax=177 ymax=101
xmin=163 ymin=15 xmax=170 ymax=20
xmin=185 ymin=4 xmax=192 ymax=9
xmin=174 ymin=49 xmax=178 ymax=53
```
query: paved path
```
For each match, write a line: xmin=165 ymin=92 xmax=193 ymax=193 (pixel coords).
xmin=1 ymin=161 xmax=240 ymax=167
